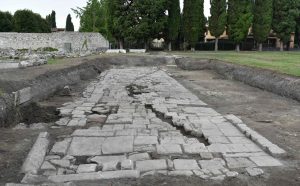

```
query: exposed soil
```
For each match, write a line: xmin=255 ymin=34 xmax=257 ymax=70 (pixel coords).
xmin=0 ymin=56 xmax=300 ymax=185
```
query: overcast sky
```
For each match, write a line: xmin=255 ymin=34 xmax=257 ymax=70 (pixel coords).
xmin=0 ymin=0 xmax=210 ymax=31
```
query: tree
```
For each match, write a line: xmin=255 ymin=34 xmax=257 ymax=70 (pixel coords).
xmin=227 ymin=0 xmax=253 ymax=52
xmin=13 ymin=9 xmax=51 ymax=33
xmin=273 ymin=0 xmax=299 ymax=51
xmin=130 ymin=0 xmax=168 ymax=50
xmin=73 ymin=0 xmax=106 ymax=32
xmin=51 ymin=10 xmax=57 ymax=28
xmin=66 ymin=14 xmax=74 ymax=31
xmin=252 ymin=0 xmax=273 ymax=51
xmin=167 ymin=0 xmax=181 ymax=51
xmin=183 ymin=0 xmax=205 ymax=51
xmin=209 ymin=0 xmax=227 ymax=51
xmin=0 ymin=11 xmax=14 ymax=32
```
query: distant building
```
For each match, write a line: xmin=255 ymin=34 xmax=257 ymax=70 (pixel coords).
xmin=205 ymin=27 xmax=295 ymax=49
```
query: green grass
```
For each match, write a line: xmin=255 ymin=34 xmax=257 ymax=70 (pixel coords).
xmin=47 ymin=58 xmax=62 ymax=65
xmin=171 ymin=51 xmax=300 ymax=77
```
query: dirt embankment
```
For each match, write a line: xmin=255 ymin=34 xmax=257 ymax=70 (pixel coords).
xmin=0 ymin=55 xmax=169 ymax=127
xmin=176 ymin=57 xmax=300 ymax=102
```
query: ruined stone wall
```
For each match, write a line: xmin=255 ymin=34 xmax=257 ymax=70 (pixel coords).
xmin=0 ymin=32 xmax=109 ymax=51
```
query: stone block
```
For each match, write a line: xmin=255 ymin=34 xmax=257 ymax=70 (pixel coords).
xmin=72 ymin=129 xmax=114 ymax=137
xmin=50 ymin=138 xmax=72 ymax=156
xmin=21 ymin=132 xmax=49 ymax=174
xmin=183 ymin=143 xmax=207 ymax=154
xmin=136 ymin=160 xmax=167 ymax=172
xmin=77 ymin=164 xmax=97 ymax=173
xmin=121 ymin=159 xmax=133 ymax=170
xmin=102 ymin=136 xmax=134 ymax=154
xmin=134 ymin=136 xmax=158 ymax=145
xmin=225 ymin=157 xmax=256 ymax=169
xmin=89 ymin=155 xmax=126 ymax=165
xmin=168 ymin=170 xmax=194 ymax=176
xmin=249 ymin=156 xmax=282 ymax=167
xmin=173 ymin=159 xmax=200 ymax=170
xmin=246 ymin=167 xmax=264 ymax=176
xmin=128 ymin=153 xmax=150 ymax=161
xmin=68 ymin=137 xmax=104 ymax=156
xmin=157 ymin=144 xmax=183 ymax=155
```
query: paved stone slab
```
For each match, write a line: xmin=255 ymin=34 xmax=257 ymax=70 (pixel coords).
xmin=128 ymin=153 xmax=150 ymax=161
xmin=89 ymin=155 xmax=126 ymax=165
xmin=173 ymin=159 xmax=200 ymax=170
xmin=48 ymin=170 xmax=140 ymax=182
xmin=68 ymin=137 xmax=104 ymax=156
xmin=67 ymin=118 xmax=87 ymax=127
xmin=134 ymin=136 xmax=158 ymax=145
xmin=102 ymin=136 xmax=134 ymax=154
xmin=77 ymin=164 xmax=97 ymax=173
xmin=72 ymin=129 xmax=114 ymax=137
xmin=136 ymin=160 xmax=167 ymax=172
xmin=249 ymin=156 xmax=282 ymax=167
xmin=183 ymin=143 xmax=207 ymax=154
xmin=225 ymin=157 xmax=256 ymax=169
xmin=157 ymin=144 xmax=183 ymax=155
xmin=50 ymin=138 xmax=71 ymax=156
xmin=159 ymin=136 xmax=185 ymax=144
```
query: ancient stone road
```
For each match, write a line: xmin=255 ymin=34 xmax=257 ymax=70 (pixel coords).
xmin=15 ymin=67 xmax=286 ymax=184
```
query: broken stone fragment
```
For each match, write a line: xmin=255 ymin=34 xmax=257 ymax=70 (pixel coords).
xmin=77 ymin=164 xmax=98 ymax=173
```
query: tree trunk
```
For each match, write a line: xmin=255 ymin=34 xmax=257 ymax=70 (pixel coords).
xmin=236 ymin=44 xmax=240 ymax=52
xmin=214 ymin=38 xmax=219 ymax=52
xmin=168 ymin=42 xmax=172 ymax=51
xmin=280 ymin=41 xmax=284 ymax=52
xmin=258 ymin=43 xmax=263 ymax=52
xmin=119 ymin=40 xmax=124 ymax=49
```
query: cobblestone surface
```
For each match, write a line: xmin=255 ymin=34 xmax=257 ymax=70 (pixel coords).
xmin=15 ymin=67 xmax=285 ymax=184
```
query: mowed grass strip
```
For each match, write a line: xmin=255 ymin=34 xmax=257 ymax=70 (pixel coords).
xmin=172 ymin=51 xmax=300 ymax=77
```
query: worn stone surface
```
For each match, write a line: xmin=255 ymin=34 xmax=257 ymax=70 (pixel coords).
xmin=16 ymin=67 xmax=286 ymax=184
xmin=77 ymin=164 xmax=97 ymax=173
xmin=173 ymin=159 xmax=200 ymax=170
xmin=21 ymin=132 xmax=49 ymax=174
xmin=50 ymin=138 xmax=71 ymax=156
xmin=68 ymin=137 xmax=104 ymax=156
xmin=136 ymin=160 xmax=167 ymax=172
xmin=102 ymin=136 xmax=134 ymax=154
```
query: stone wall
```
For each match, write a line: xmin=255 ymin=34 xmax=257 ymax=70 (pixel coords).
xmin=0 ymin=32 xmax=109 ymax=51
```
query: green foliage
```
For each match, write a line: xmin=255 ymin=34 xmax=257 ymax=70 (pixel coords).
xmin=209 ymin=0 xmax=227 ymax=38
xmin=13 ymin=9 xmax=51 ymax=33
xmin=129 ymin=0 xmax=168 ymax=44
xmin=183 ymin=0 xmax=205 ymax=48
xmin=0 ymin=11 xmax=14 ymax=32
xmin=73 ymin=0 xmax=108 ymax=36
xmin=66 ymin=14 xmax=74 ymax=31
xmin=227 ymin=0 xmax=253 ymax=44
xmin=51 ymin=11 xmax=57 ymax=28
xmin=273 ymin=0 xmax=299 ymax=43
xmin=253 ymin=0 xmax=273 ymax=44
xmin=167 ymin=0 xmax=181 ymax=42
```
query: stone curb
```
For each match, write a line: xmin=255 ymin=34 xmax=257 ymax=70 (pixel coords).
xmin=21 ymin=132 xmax=50 ymax=174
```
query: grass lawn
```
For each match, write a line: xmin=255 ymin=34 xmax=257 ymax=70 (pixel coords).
xmin=171 ymin=51 xmax=300 ymax=77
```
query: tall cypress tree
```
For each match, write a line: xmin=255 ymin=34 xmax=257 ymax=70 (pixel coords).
xmin=51 ymin=10 xmax=57 ymax=29
xmin=167 ymin=0 xmax=180 ymax=51
xmin=253 ymin=0 xmax=273 ymax=51
xmin=183 ymin=0 xmax=205 ymax=51
xmin=273 ymin=0 xmax=299 ymax=51
xmin=227 ymin=0 xmax=253 ymax=52
xmin=209 ymin=0 xmax=227 ymax=51
xmin=66 ymin=14 xmax=74 ymax=31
